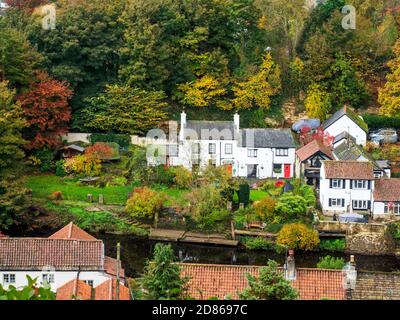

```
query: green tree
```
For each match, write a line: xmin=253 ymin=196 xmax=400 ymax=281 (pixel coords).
xmin=304 ymin=83 xmax=332 ymax=120
xmin=238 ymin=260 xmax=298 ymax=300
xmin=140 ymin=243 xmax=188 ymax=300
xmin=0 ymin=275 xmax=55 ymax=300
xmin=274 ymin=194 xmax=308 ymax=223
xmin=84 ymin=84 xmax=168 ymax=135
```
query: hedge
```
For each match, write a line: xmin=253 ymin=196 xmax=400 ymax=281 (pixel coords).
xmin=362 ymin=114 xmax=400 ymax=130
xmin=89 ymin=133 xmax=131 ymax=149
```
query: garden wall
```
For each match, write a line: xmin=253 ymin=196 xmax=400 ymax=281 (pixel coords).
xmin=63 ymin=133 xmax=169 ymax=146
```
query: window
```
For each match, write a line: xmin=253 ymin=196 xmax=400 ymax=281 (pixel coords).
xmin=3 ymin=274 xmax=15 ymax=285
xmin=331 ymin=179 xmax=342 ymax=189
xmin=329 ymin=198 xmax=343 ymax=207
xmin=353 ymin=200 xmax=369 ymax=210
xmin=42 ymin=274 xmax=54 ymax=284
xmin=192 ymin=143 xmax=200 ymax=154
xmin=353 ymin=180 xmax=368 ymax=189
xmin=167 ymin=145 xmax=178 ymax=157
xmin=247 ymin=149 xmax=257 ymax=158
xmin=276 ymin=148 xmax=289 ymax=156
xmin=84 ymin=280 xmax=94 ymax=287
xmin=384 ymin=203 xmax=400 ymax=215
xmin=225 ymin=143 xmax=233 ymax=155
xmin=209 ymin=143 xmax=216 ymax=154
xmin=273 ymin=164 xmax=282 ymax=173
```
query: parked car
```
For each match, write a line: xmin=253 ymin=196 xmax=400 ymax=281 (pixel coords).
xmin=369 ymin=128 xmax=398 ymax=144
xmin=292 ymin=119 xmax=320 ymax=133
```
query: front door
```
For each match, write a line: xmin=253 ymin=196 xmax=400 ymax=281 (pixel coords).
xmin=247 ymin=165 xmax=258 ymax=178
xmin=284 ymin=164 xmax=291 ymax=178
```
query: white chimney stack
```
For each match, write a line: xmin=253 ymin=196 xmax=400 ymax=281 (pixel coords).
xmin=179 ymin=111 xmax=187 ymax=142
xmin=234 ymin=113 xmax=240 ymax=132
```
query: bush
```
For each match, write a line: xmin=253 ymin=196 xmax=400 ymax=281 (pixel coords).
xmin=89 ymin=133 xmax=131 ymax=149
xmin=125 ymin=187 xmax=165 ymax=220
xmin=274 ymin=194 xmax=308 ymax=223
xmin=63 ymin=154 xmax=102 ymax=177
xmin=171 ymin=166 xmax=192 ymax=189
xmin=85 ymin=142 xmax=116 ymax=160
xmin=296 ymin=185 xmax=316 ymax=207
xmin=319 ymin=239 xmax=346 ymax=252
xmin=254 ymin=196 xmax=276 ymax=222
xmin=363 ymin=113 xmax=400 ymax=130
xmin=150 ymin=165 xmax=175 ymax=186
xmin=48 ymin=191 xmax=63 ymax=201
xmin=125 ymin=145 xmax=148 ymax=183
xmin=55 ymin=160 xmax=67 ymax=177
xmin=34 ymin=148 xmax=55 ymax=172
xmin=242 ymin=237 xmax=285 ymax=253
xmin=276 ymin=223 xmax=320 ymax=251
xmin=317 ymin=256 xmax=345 ymax=270
xmin=238 ymin=183 xmax=250 ymax=205
xmin=233 ymin=206 xmax=258 ymax=229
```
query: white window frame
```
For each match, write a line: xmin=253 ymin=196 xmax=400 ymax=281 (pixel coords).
xmin=247 ymin=149 xmax=258 ymax=158
xmin=331 ymin=179 xmax=342 ymax=189
xmin=192 ymin=143 xmax=200 ymax=154
xmin=84 ymin=280 xmax=94 ymax=287
xmin=167 ymin=145 xmax=179 ymax=157
xmin=353 ymin=180 xmax=367 ymax=189
xmin=330 ymin=198 xmax=343 ymax=208
xmin=209 ymin=143 xmax=216 ymax=155
xmin=276 ymin=148 xmax=289 ymax=157
xmin=3 ymin=274 xmax=16 ymax=285
xmin=353 ymin=200 xmax=368 ymax=210
xmin=384 ymin=203 xmax=400 ymax=215
xmin=42 ymin=274 xmax=54 ymax=284
xmin=225 ymin=143 xmax=233 ymax=155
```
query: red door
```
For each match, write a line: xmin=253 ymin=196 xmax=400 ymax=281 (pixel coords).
xmin=284 ymin=164 xmax=291 ymax=178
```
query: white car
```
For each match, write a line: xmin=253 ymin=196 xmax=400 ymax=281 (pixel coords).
xmin=369 ymin=128 xmax=398 ymax=144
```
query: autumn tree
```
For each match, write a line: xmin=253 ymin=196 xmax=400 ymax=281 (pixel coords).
xmin=232 ymin=52 xmax=281 ymax=110
xmin=378 ymin=38 xmax=400 ymax=117
xmin=84 ymin=84 xmax=167 ymax=135
xmin=4 ymin=0 xmax=47 ymax=11
xmin=18 ymin=72 xmax=73 ymax=150
xmin=304 ymin=83 xmax=332 ymax=120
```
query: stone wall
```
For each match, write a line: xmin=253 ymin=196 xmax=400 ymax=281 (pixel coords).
xmin=353 ymin=271 xmax=400 ymax=300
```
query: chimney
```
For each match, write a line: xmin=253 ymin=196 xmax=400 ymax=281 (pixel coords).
xmin=285 ymin=250 xmax=297 ymax=281
xmin=234 ymin=113 xmax=240 ymax=132
xmin=179 ymin=111 xmax=187 ymax=141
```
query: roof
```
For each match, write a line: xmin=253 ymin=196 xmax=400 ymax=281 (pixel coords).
xmin=49 ymin=222 xmax=97 ymax=241
xmin=240 ymin=129 xmax=296 ymax=148
xmin=333 ymin=131 xmax=356 ymax=145
xmin=0 ymin=238 xmax=104 ymax=271
xmin=104 ymin=256 xmax=125 ymax=279
xmin=56 ymin=278 xmax=92 ymax=300
xmin=373 ymin=179 xmax=400 ymax=202
xmin=296 ymin=140 xmax=334 ymax=162
xmin=63 ymin=145 xmax=85 ymax=153
xmin=333 ymin=142 xmax=366 ymax=161
xmin=375 ymin=160 xmax=390 ymax=169
xmin=322 ymin=106 xmax=368 ymax=133
xmin=180 ymin=263 xmax=345 ymax=300
xmin=322 ymin=161 xmax=374 ymax=179
xmin=94 ymin=279 xmax=131 ymax=300
xmin=184 ymin=120 xmax=236 ymax=140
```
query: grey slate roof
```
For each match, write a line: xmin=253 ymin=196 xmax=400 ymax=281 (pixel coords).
xmin=64 ymin=144 xmax=85 ymax=153
xmin=240 ymin=129 xmax=296 ymax=148
xmin=333 ymin=142 xmax=365 ymax=161
xmin=184 ymin=120 xmax=236 ymax=140
xmin=322 ymin=106 xmax=368 ymax=132
xmin=333 ymin=131 xmax=356 ymax=145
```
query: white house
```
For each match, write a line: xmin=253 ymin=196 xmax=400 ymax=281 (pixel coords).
xmin=322 ymin=106 xmax=368 ymax=147
xmin=319 ymin=161 xmax=374 ymax=216
xmin=372 ymin=179 xmax=400 ymax=217
xmin=148 ymin=112 xmax=297 ymax=179
xmin=0 ymin=223 xmax=125 ymax=292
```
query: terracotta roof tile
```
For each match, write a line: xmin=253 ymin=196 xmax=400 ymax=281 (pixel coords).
xmin=49 ymin=222 xmax=97 ymax=241
xmin=56 ymin=278 xmax=92 ymax=300
xmin=180 ymin=263 xmax=346 ymax=300
xmin=373 ymin=179 xmax=400 ymax=202
xmin=0 ymin=238 xmax=104 ymax=271
xmin=104 ymin=256 xmax=125 ymax=279
xmin=322 ymin=161 xmax=374 ymax=179
xmin=296 ymin=140 xmax=334 ymax=162
xmin=94 ymin=279 xmax=131 ymax=300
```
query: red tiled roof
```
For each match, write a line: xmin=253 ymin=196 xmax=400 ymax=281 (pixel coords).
xmin=49 ymin=222 xmax=97 ymax=241
xmin=56 ymin=278 xmax=92 ymax=300
xmin=296 ymin=140 xmax=334 ymax=162
xmin=104 ymin=256 xmax=125 ymax=279
xmin=322 ymin=161 xmax=374 ymax=179
xmin=373 ymin=179 xmax=400 ymax=202
xmin=94 ymin=279 xmax=131 ymax=300
xmin=0 ymin=238 xmax=104 ymax=271
xmin=180 ymin=263 xmax=346 ymax=300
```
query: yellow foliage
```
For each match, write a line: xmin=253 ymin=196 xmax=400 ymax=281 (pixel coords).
xmin=63 ymin=155 xmax=102 ymax=176
xmin=276 ymin=223 xmax=320 ymax=251
xmin=254 ymin=196 xmax=276 ymax=222
xmin=304 ymin=83 xmax=332 ymax=121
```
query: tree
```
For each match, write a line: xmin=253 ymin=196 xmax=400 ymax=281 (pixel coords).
xmin=232 ymin=52 xmax=281 ymax=110
xmin=125 ymin=187 xmax=165 ymax=220
xmin=84 ymin=84 xmax=167 ymax=135
xmin=304 ymin=83 xmax=332 ymax=121
xmin=18 ymin=72 xmax=73 ymax=151
xmin=378 ymin=39 xmax=400 ymax=117
xmin=274 ymin=194 xmax=308 ymax=223
xmin=0 ymin=275 xmax=55 ymax=300
xmin=276 ymin=223 xmax=320 ymax=251
xmin=140 ymin=243 xmax=188 ymax=300
xmin=5 ymin=0 xmax=47 ymax=12
xmin=0 ymin=81 xmax=30 ymax=230
xmin=238 ymin=260 xmax=298 ymax=300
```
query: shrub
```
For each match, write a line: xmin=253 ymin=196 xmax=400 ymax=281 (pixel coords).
xmin=296 ymin=185 xmax=316 ymax=207
xmin=85 ymin=142 xmax=115 ymax=160
xmin=242 ymin=237 xmax=285 ymax=253
xmin=89 ymin=133 xmax=131 ymax=149
xmin=254 ymin=196 xmax=276 ymax=222
xmin=274 ymin=194 xmax=308 ymax=223
xmin=317 ymin=256 xmax=345 ymax=270
xmin=276 ymin=223 xmax=320 ymax=251
xmin=55 ymin=160 xmax=67 ymax=177
xmin=201 ymin=165 xmax=232 ymax=189
xmin=150 ymin=165 xmax=175 ymax=186
xmin=319 ymin=239 xmax=346 ymax=252
xmin=125 ymin=145 xmax=148 ymax=183
xmin=125 ymin=187 xmax=165 ymax=220
xmin=63 ymin=155 xmax=102 ymax=177
xmin=238 ymin=183 xmax=250 ymax=205
xmin=48 ymin=191 xmax=63 ymax=201
xmin=363 ymin=113 xmax=400 ymax=130
xmin=171 ymin=166 xmax=192 ymax=189
xmin=233 ymin=206 xmax=258 ymax=229
xmin=34 ymin=148 xmax=55 ymax=172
